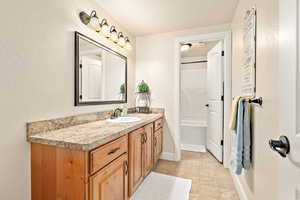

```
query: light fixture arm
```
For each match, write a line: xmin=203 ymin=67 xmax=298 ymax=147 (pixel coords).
xmin=100 ymin=18 xmax=108 ymax=26
xmin=110 ymin=26 xmax=116 ymax=32
xmin=90 ymin=10 xmax=97 ymax=18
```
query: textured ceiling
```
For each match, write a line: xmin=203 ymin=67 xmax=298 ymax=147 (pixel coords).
xmin=97 ymin=0 xmax=238 ymax=36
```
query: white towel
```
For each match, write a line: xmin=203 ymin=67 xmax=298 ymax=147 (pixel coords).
xmin=229 ymin=96 xmax=242 ymax=130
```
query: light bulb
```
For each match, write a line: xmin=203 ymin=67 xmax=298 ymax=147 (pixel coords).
xmin=117 ymin=32 xmax=126 ymax=47
xmin=100 ymin=19 xmax=110 ymax=38
xmin=180 ymin=43 xmax=192 ymax=52
xmin=87 ymin=11 xmax=100 ymax=32
xmin=89 ymin=17 xmax=100 ymax=32
xmin=110 ymin=26 xmax=118 ymax=42
xmin=125 ymin=37 xmax=132 ymax=50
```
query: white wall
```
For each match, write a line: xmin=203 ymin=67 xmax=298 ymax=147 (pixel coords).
xmin=135 ymin=24 xmax=231 ymax=154
xmin=0 ymin=0 xmax=135 ymax=199
xmin=231 ymin=0 xmax=280 ymax=199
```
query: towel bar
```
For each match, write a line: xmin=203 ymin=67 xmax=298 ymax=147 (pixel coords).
xmin=232 ymin=96 xmax=263 ymax=106
xmin=248 ymin=97 xmax=263 ymax=106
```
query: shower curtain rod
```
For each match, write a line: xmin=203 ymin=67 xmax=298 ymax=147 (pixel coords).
xmin=181 ymin=60 xmax=208 ymax=64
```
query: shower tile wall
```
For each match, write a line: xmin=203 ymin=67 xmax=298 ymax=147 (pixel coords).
xmin=180 ymin=58 xmax=207 ymax=149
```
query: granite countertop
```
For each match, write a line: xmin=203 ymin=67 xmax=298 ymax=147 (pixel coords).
xmin=27 ymin=113 xmax=163 ymax=151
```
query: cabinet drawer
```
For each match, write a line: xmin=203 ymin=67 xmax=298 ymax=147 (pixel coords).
xmin=154 ymin=118 xmax=163 ymax=131
xmin=90 ymin=135 xmax=128 ymax=174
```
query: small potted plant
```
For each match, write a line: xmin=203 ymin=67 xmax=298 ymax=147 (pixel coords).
xmin=119 ymin=83 xmax=126 ymax=100
xmin=136 ymin=80 xmax=151 ymax=113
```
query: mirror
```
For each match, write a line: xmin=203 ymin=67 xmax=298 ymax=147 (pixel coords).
xmin=75 ymin=32 xmax=127 ymax=106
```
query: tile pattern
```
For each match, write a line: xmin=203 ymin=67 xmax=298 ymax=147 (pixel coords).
xmin=27 ymin=107 xmax=164 ymax=137
xmin=27 ymin=113 xmax=163 ymax=151
xmin=27 ymin=110 xmax=113 ymax=137
xmin=154 ymin=151 xmax=240 ymax=200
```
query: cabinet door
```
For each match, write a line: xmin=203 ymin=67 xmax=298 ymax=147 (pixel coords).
xmin=90 ymin=153 xmax=128 ymax=200
xmin=143 ymin=123 xmax=153 ymax=177
xmin=153 ymin=128 xmax=163 ymax=166
xmin=128 ymin=128 xmax=144 ymax=196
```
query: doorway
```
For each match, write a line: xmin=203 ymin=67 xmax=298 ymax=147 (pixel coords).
xmin=174 ymin=32 xmax=232 ymax=167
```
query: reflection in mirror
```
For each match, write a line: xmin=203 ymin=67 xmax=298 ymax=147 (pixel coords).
xmin=75 ymin=32 xmax=127 ymax=106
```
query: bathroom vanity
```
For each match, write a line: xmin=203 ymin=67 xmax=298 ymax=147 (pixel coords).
xmin=27 ymin=112 xmax=164 ymax=200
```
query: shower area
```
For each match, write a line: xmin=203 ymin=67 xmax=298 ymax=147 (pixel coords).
xmin=180 ymin=40 xmax=222 ymax=154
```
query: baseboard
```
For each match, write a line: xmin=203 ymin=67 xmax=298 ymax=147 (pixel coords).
xmin=230 ymin=171 xmax=249 ymax=200
xmin=160 ymin=152 xmax=176 ymax=161
xmin=181 ymin=144 xmax=206 ymax=152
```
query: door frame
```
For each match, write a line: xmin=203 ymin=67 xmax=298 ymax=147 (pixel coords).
xmin=174 ymin=31 xmax=232 ymax=167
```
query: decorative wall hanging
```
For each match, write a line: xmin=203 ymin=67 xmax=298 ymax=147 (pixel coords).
xmin=242 ymin=7 xmax=256 ymax=96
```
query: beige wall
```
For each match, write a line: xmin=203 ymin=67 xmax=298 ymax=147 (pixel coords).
xmin=135 ymin=24 xmax=231 ymax=154
xmin=231 ymin=0 xmax=280 ymax=199
xmin=0 ymin=0 xmax=135 ymax=199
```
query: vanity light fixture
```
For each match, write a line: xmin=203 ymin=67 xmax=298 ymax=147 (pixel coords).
xmin=180 ymin=43 xmax=192 ymax=52
xmin=79 ymin=10 xmax=132 ymax=50
xmin=117 ymin=32 xmax=126 ymax=47
xmin=79 ymin=10 xmax=100 ymax=32
xmin=100 ymin=19 xmax=110 ymax=38
xmin=124 ymin=37 xmax=132 ymax=50
xmin=110 ymin=26 xmax=118 ymax=42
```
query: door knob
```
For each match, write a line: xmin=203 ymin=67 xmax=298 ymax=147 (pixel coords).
xmin=269 ymin=135 xmax=290 ymax=158
xmin=205 ymin=104 xmax=209 ymax=107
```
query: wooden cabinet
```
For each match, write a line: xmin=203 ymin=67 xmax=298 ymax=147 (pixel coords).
xmin=90 ymin=153 xmax=128 ymax=200
xmin=153 ymin=128 xmax=163 ymax=166
xmin=31 ymin=143 xmax=89 ymax=200
xmin=31 ymin=117 xmax=163 ymax=200
xmin=143 ymin=123 xmax=153 ymax=176
xmin=128 ymin=122 xmax=159 ymax=196
xmin=154 ymin=118 xmax=163 ymax=131
xmin=90 ymin=135 xmax=128 ymax=174
xmin=128 ymin=128 xmax=144 ymax=196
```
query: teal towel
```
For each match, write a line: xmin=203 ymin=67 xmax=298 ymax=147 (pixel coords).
xmin=243 ymin=101 xmax=251 ymax=170
xmin=231 ymin=98 xmax=251 ymax=175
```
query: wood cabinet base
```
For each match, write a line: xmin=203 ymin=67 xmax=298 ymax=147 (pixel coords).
xmin=31 ymin=143 xmax=89 ymax=200
xmin=31 ymin=118 xmax=163 ymax=200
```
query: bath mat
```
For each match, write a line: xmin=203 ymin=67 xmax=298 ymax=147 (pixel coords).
xmin=130 ymin=172 xmax=192 ymax=200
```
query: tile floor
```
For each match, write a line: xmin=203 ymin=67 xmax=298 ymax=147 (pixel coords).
xmin=154 ymin=151 xmax=240 ymax=200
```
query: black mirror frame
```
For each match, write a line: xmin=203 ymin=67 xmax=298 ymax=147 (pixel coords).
xmin=74 ymin=31 xmax=128 ymax=106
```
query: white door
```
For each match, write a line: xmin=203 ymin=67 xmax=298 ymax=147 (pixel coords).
xmin=206 ymin=41 xmax=224 ymax=162
xmin=277 ymin=0 xmax=300 ymax=199
xmin=81 ymin=57 xmax=103 ymax=101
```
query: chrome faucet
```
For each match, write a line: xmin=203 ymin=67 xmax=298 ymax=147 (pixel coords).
xmin=111 ymin=108 xmax=123 ymax=119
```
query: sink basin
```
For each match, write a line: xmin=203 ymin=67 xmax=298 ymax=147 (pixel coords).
xmin=106 ymin=117 xmax=142 ymax=123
